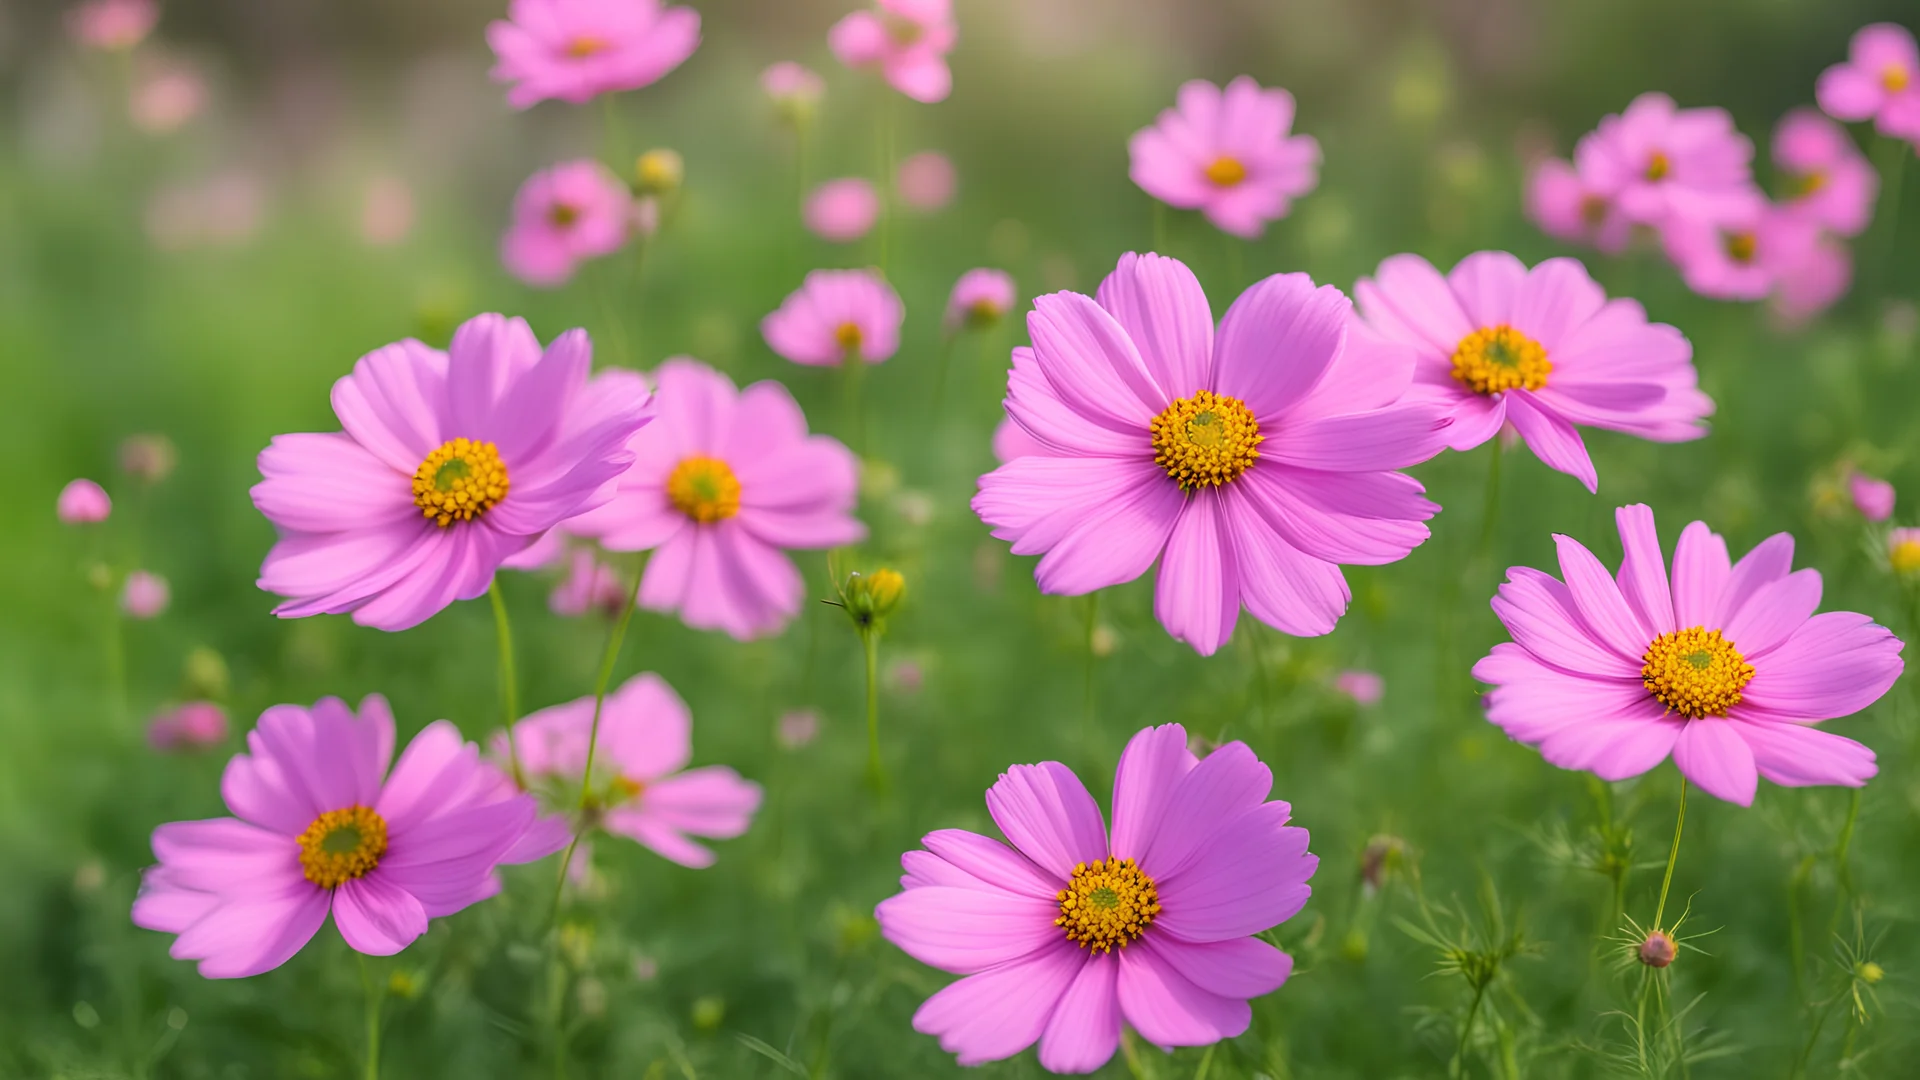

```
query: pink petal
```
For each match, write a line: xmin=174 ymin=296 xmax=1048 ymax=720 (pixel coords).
xmin=1037 ymin=952 xmax=1122 ymax=1073
xmin=1723 ymin=569 xmax=1822 ymax=658
xmin=1154 ymin=491 xmax=1240 ymax=656
xmin=1261 ymin=402 xmax=1453 ymax=472
xmin=1740 ymin=612 xmax=1905 ymax=722
xmin=1734 ymin=720 xmax=1877 ymax=789
xmin=1355 ymin=254 xmax=1475 ymax=356
xmin=1512 ymin=257 xmax=1608 ymax=352
xmin=1137 ymin=742 xmax=1274 ymax=879
xmin=1534 ymin=707 xmax=1684 ymax=781
xmin=330 ymin=339 xmax=449 ymax=474
xmin=1145 ymin=935 xmax=1294 ymax=1000
xmin=1488 ymin=567 xmax=1640 ymax=679
xmin=1614 ymin=504 xmax=1675 ymax=636
xmin=333 ymin=874 xmax=430 ymax=956
xmin=1221 ymin=494 xmax=1351 ymax=637
xmin=1153 ymin=801 xmax=1314 ymax=943
xmin=876 ymin=885 xmax=1066 ymax=974
xmin=1027 ymin=291 xmax=1166 ymax=425
xmin=1093 ymin=252 xmax=1214 ymax=404
xmin=1553 ymin=533 xmax=1649 ymax=660
xmin=252 ymin=433 xmax=414 ymax=533
xmin=1672 ymin=720 xmax=1759 ymax=806
xmin=1670 ymin=520 xmax=1732 ymax=630
xmin=910 ymin=942 xmax=1084 ymax=1067
xmin=446 ymin=314 xmax=543 ymax=439
xmin=1237 ymin=466 xmax=1436 ymax=566
xmin=1212 ymin=273 xmax=1351 ymax=421
xmin=973 ymin=456 xmax=1182 ymax=596
xmin=984 ymin=762 xmax=1109 ymax=879
xmin=1718 ymin=532 xmax=1796 ymax=631
xmin=1108 ymin=724 xmax=1199 ymax=863
xmin=149 ymin=818 xmax=298 ymax=892
xmin=1116 ymin=936 xmax=1252 ymax=1048
xmin=598 ymin=672 xmax=694 ymax=781
xmin=168 ymin=883 xmax=330 ymax=979
xmin=1447 ymin=250 xmax=1529 ymax=328
xmin=919 ymin=829 xmax=1062 ymax=899
xmin=1504 ymin=392 xmax=1597 ymax=492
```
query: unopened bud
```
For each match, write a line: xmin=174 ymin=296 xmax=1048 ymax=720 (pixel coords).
xmin=1858 ymin=961 xmax=1885 ymax=984
xmin=634 ymin=149 xmax=683 ymax=197
xmin=839 ymin=568 xmax=905 ymax=631
xmin=1638 ymin=930 xmax=1677 ymax=968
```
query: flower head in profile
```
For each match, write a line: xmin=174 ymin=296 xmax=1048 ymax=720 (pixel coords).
xmin=1527 ymin=157 xmax=1632 ymax=254
xmin=252 ymin=314 xmax=651 ymax=631
xmin=1574 ymin=93 xmax=1759 ymax=227
xmin=148 ymin=701 xmax=227 ymax=752
xmin=762 ymin=61 xmax=824 ymax=120
xmin=803 ymin=178 xmax=880 ymax=243
xmin=945 ymin=268 xmax=1016 ymax=331
xmin=975 ymin=252 xmax=1451 ymax=655
xmin=58 ymin=478 xmax=112 ymax=524
xmin=1817 ymin=23 xmax=1920 ymax=141
xmin=1474 ymin=505 xmax=1905 ymax=806
xmin=566 ymin=359 xmax=864 ymax=639
xmin=1851 ymin=472 xmax=1896 ymax=522
xmin=1774 ymin=109 xmax=1878 ymax=237
xmin=502 ymin=160 xmax=632 ymax=288
xmin=1129 ymin=77 xmax=1321 ymax=239
xmin=1661 ymin=199 xmax=1821 ymax=303
xmin=122 ymin=570 xmax=170 ymax=619
xmin=896 ymin=150 xmax=956 ymax=211
xmin=487 ymin=0 xmax=700 ymax=109
xmin=68 ymin=0 xmax=157 ymax=51
xmin=1334 ymin=670 xmax=1384 ymax=706
xmin=1355 ymin=251 xmax=1712 ymax=492
xmin=877 ymin=723 xmax=1315 ymax=1072
xmin=762 ymin=269 xmax=904 ymax=366
xmin=133 ymin=696 xmax=561 ymax=977
xmin=829 ymin=0 xmax=956 ymax=104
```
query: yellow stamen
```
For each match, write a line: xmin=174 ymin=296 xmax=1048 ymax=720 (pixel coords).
xmin=566 ymin=36 xmax=607 ymax=59
xmin=610 ymin=775 xmax=645 ymax=802
xmin=549 ymin=202 xmax=580 ymax=228
xmin=1884 ymin=64 xmax=1911 ymax=93
xmin=1724 ymin=230 xmax=1758 ymax=264
xmin=412 ymin=438 xmax=510 ymax=527
xmin=1055 ymin=857 xmax=1160 ymax=954
xmin=1450 ymin=324 xmax=1551 ymax=396
xmin=834 ymin=322 xmax=864 ymax=354
xmin=1641 ymin=627 xmax=1756 ymax=719
xmin=1891 ymin=539 xmax=1920 ymax=575
xmin=1579 ymin=193 xmax=1610 ymax=227
xmin=666 ymin=455 xmax=742 ymax=523
xmin=1149 ymin=390 xmax=1262 ymax=491
xmin=297 ymin=805 xmax=389 ymax=889
xmin=1793 ymin=170 xmax=1828 ymax=198
xmin=1203 ymin=155 xmax=1248 ymax=187
xmin=1645 ymin=151 xmax=1671 ymax=182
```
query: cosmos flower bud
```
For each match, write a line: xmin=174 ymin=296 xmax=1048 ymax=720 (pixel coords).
xmin=1858 ymin=961 xmax=1885 ymax=984
xmin=761 ymin=61 xmax=824 ymax=122
xmin=58 ymin=479 xmax=112 ymax=524
xmin=122 ymin=570 xmax=170 ymax=619
xmin=183 ymin=646 xmax=231 ymax=699
xmin=633 ymin=149 xmax=684 ymax=196
xmin=147 ymin=701 xmax=228 ymax=752
xmin=840 ymin=568 xmax=905 ymax=631
xmin=1638 ymin=929 xmax=1677 ymax=968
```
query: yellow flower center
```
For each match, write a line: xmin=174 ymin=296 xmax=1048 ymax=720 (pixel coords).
xmin=1055 ymin=857 xmax=1160 ymax=954
xmin=566 ymin=36 xmax=607 ymax=59
xmin=1149 ymin=390 xmax=1262 ymax=491
xmin=666 ymin=455 xmax=742 ymax=523
xmin=1884 ymin=64 xmax=1911 ymax=93
xmin=610 ymin=775 xmax=645 ymax=802
xmin=297 ymin=805 xmax=389 ymax=889
xmin=549 ymin=202 xmax=580 ymax=228
xmin=1724 ymin=230 xmax=1758 ymax=264
xmin=1645 ymin=151 xmax=1671 ymax=182
xmin=1579 ymin=193 xmax=1610 ymax=227
xmin=412 ymin=438 xmax=510 ymax=527
xmin=1793 ymin=170 xmax=1828 ymax=197
xmin=1640 ymin=627 xmax=1756 ymax=719
xmin=1203 ymin=155 xmax=1248 ymax=187
xmin=1891 ymin=539 xmax=1920 ymax=575
xmin=1450 ymin=325 xmax=1551 ymax=396
xmin=834 ymin=322 xmax=864 ymax=354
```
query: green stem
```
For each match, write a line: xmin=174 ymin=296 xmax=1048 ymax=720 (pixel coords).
xmin=489 ymin=580 xmax=525 ymax=788
xmin=876 ymin=94 xmax=896 ymax=277
xmin=577 ymin=551 xmax=647 ymax=815
xmin=600 ymin=95 xmax=627 ymax=173
xmin=1450 ymin=981 xmax=1488 ymax=1078
xmin=1874 ymin=137 xmax=1908 ymax=292
xmin=863 ymin=629 xmax=884 ymax=793
xmin=1828 ymin=787 xmax=1861 ymax=937
xmin=359 ymin=953 xmax=383 ymax=1080
xmin=1791 ymin=993 xmax=1840 ymax=1080
xmin=587 ymin=259 xmax=633 ymax=369
xmin=104 ymin=584 xmax=126 ymax=726
xmin=1653 ymin=777 xmax=1688 ymax=931
xmin=842 ymin=353 xmax=867 ymax=454
xmin=1476 ymin=440 xmax=1503 ymax=561
xmin=929 ymin=331 xmax=958 ymax=421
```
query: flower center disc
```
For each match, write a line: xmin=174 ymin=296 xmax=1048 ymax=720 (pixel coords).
xmin=1723 ymin=230 xmax=1758 ymax=264
xmin=1203 ymin=155 xmax=1248 ymax=187
xmin=1884 ymin=64 xmax=1911 ymax=93
xmin=834 ymin=321 xmax=864 ymax=354
xmin=565 ymin=36 xmax=607 ymax=59
xmin=412 ymin=438 xmax=510 ymax=527
xmin=666 ymin=455 xmax=742 ymax=523
xmin=1640 ymin=626 xmax=1755 ymax=718
xmin=1645 ymin=151 xmax=1672 ymax=181
xmin=549 ymin=202 xmax=581 ymax=228
xmin=1150 ymin=390 xmax=1262 ymax=491
xmin=297 ymin=805 xmax=390 ymax=888
xmin=1450 ymin=324 xmax=1551 ymax=396
xmin=1055 ymin=857 xmax=1160 ymax=954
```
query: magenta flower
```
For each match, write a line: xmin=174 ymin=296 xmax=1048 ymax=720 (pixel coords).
xmin=58 ymin=478 xmax=112 ymax=524
xmin=1817 ymin=23 xmax=1920 ymax=141
xmin=148 ymin=701 xmax=228 ymax=752
xmin=1771 ymin=236 xmax=1853 ymax=325
xmin=896 ymin=150 xmax=957 ymax=211
xmin=1773 ymin=109 xmax=1878 ymax=237
xmin=1526 ymin=157 xmax=1632 ymax=254
xmin=762 ymin=269 xmax=904 ymax=366
xmin=68 ymin=0 xmax=156 ymax=51
xmin=132 ymin=696 xmax=560 ymax=977
xmin=1355 ymin=251 xmax=1712 ymax=492
xmin=1333 ymin=670 xmax=1384 ymax=706
xmin=803 ymin=178 xmax=880 ymax=243
xmin=1661 ymin=200 xmax=1820 ymax=302
xmin=566 ymin=359 xmax=864 ymax=639
xmin=1129 ymin=77 xmax=1321 ymax=239
xmin=502 ymin=673 xmax=762 ymax=868
xmin=945 ymin=268 xmax=1016 ymax=331
xmin=1851 ymin=472 xmax=1896 ymax=521
xmin=253 ymin=314 xmax=651 ymax=632
xmin=122 ymin=570 xmax=170 ymax=619
xmin=1474 ymin=504 xmax=1905 ymax=806
xmin=877 ymin=723 xmax=1314 ymax=1071
xmin=975 ymin=253 xmax=1450 ymax=655
xmin=991 ymin=415 xmax=1045 ymax=464
xmin=501 ymin=160 xmax=632 ymax=288
xmin=828 ymin=0 xmax=956 ymax=104
xmin=1574 ymin=93 xmax=1760 ymax=226
xmin=487 ymin=0 xmax=700 ymax=109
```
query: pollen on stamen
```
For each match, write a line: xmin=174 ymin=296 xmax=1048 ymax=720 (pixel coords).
xmin=1203 ymin=155 xmax=1248 ymax=187
xmin=1450 ymin=324 xmax=1551 ymax=396
xmin=666 ymin=455 xmax=743 ymax=523
xmin=1054 ymin=857 xmax=1161 ymax=954
xmin=1645 ymin=151 xmax=1672 ymax=181
xmin=1149 ymin=390 xmax=1261 ymax=491
xmin=412 ymin=438 xmax=510 ymax=527
xmin=297 ymin=805 xmax=389 ymax=889
xmin=1640 ymin=626 xmax=1756 ymax=718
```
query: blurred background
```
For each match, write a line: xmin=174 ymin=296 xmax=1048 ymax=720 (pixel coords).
xmin=4 ymin=0 xmax=1920 ymax=1076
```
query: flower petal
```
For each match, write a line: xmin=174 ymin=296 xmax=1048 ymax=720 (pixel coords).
xmin=985 ymin=762 xmax=1109 ymax=879
xmin=1553 ymin=534 xmax=1648 ymax=661
xmin=1093 ymin=253 xmax=1214 ymax=406
xmin=1212 ymin=272 xmax=1350 ymax=421
xmin=910 ymin=942 xmax=1084 ymax=1067
xmin=1037 ymin=952 xmax=1122 ymax=1074
xmin=1117 ymin=936 xmax=1252 ymax=1048
xmin=1155 ymin=490 xmax=1240 ymax=656
xmin=1671 ymin=720 xmax=1759 ymax=806
xmin=1109 ymin=724 xmax=1199 ymax=865
xmin=1733 ymin=720 xmax=1877 ymax=789
xmin=1505 ymin=392 xmax=1597 ymax=492
xmin=1670 ymin=521 xmax=1731 ymax=630
xmin=876 ymin=885 xmax=1067 ymax=974
xmin=1614 ymin=504 xmax=1675 ymax=636
xmin=1153 ymin=801 xmax=1314 ymax=943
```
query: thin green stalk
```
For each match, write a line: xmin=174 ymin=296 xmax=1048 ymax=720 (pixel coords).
xmin=600 ymin=95 xmax=627 ymax=171
xmin=104 ymin=584 xmax=126 ymax=725
xmin=1449 ymin=981 xmax=1488 ymax=1078
xmin=1874 ymin=137 xmax=1907 ymax=291
xmin=842 ymin=353 xmax=867 ymax=453
xmin=1791 ymin=993 xmax=1840 ymax=1080
xmin=1828 ymin=788 xmax=1862 ymax=938
xmin=1476 ymin=441 xmax=1503 ymax=561
xmin=587 ymin=259 xmax=633 ymax=369
xmin=863 ymin=629 xmax=884 ymax=792
xmin=876 ymin=94 xmax=897 ymax=277
xmin=359 ymin=953 xmax=383 ymax=1080
xmin=490 ymin=580 xmax=525 ymax=788
xmin=1653 ymin=778 xmax=1688 ymax=931
xmin=577 ymin=551 xmax=648 ymax=813
xmin=928 ymin=332 xmax=958 ymax=420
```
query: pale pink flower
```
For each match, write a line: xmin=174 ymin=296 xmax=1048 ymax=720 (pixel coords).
xmin=566 ymin=359 xmax=865 ymax=640
xmin=1661 ymin=200 xmax=1821 ymax=302
xmin=1817 ymin=23 xmax=1920 ymax=141
xmin=133 ymin=696 xmax=561 ymax=977
xmin=550 ymin=546 xmax=629 ymax=617
xmin=945 ymin=268 xmax=1015 ymax=330
xmin=120 ymin=434 xmax=176 ymax=483
xmin=829 ymin=0 xmax=957 ymax=104
xmin=1333 ymin=670 xmax=1384 ymax=706
xmin=991 ymin=415 xmax=1046 ymax=464
xmin=762 ymin=269 xmax=904 ymax=366
xmin=145 ymin=172 xmax=267 ymax=252
xmin=1129 ymin=77 xmax=1321 ymax=239
xmin=762 ymin=61 xmax=824 ymax=113
xmin=129 ymin=63 xmax=206 ymax=135
xmin=1574 ymin=93 xmax=1761 ymax=227
xmin=803 ymin=178 xmax=880 ymax=243
xmin=148 ymin=701 xmax=227 ymax=752
xmin=886 ymin=658 xmax=925 ymax=694
xmin=1526 ymin=157 xmax=1633 ymax=253
xmin=501 ymin=160 xmax=632 ymax=288
xmin=896 ymin=150 xmax=956 ymax=211
xmin=359 ymin=176 xmax=415 ymax=248
xmin=122 ymin=570 xmax=170 ymax=618
xmin=878 ymin=723 xmax=1315 ymax=1071
xmin=487 ymin=0 xmax=700 ymax=109
xmin=1771 ymin=237 xmax=1853 ymax=325
xmin=58 ymin=479 xmax=112 ymax=524
xmin=252 ymin=314 xmax=652 ymax=632
xmin=1475 ymin=504 xmax=1905 ymax=806
xmin=1773 ymin=109 xmax=1878 ymax=237
xmin=975 ymin=253 xmax=1452 ymax=656
xmin=777 ymin=709 xmax=821 ymax=749
xmin=1851 ymin=472 xmax=1896 ymax=521
xmin=68 ymin=0 xmax=157 ymax=51
xmin=1355 ymin=251 xmax=1712 ymax=493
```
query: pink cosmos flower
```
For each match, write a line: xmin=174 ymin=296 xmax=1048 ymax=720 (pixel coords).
xmin=1851 ymin=472 xmax=1896 ymax=521
xmin=974 ymin=252 xmax=1451 ymax=656
xmin=1129 ymin=77 xmax=1321 ymax=239
xmin=252 ymin=314 xmax=651 ymax=632
xmin=946 ymin=268 xmax=1016 ymax=331
xmin=1771 ymin=236 xmax=1853 ymax=325
xmin=1355 ymin=251 xmax=1713 ymax=493
xmin=1890 ymin=527 xmax=1920 ymax=576
xmin=1816 ymin=23 xmax=1920 ymax=140
xmin=1661 ymin=200 xmax=1821 ymax=302
xmin=122 ymin=570 xmax=170 ymax=619
xmin=501 ymin=160 xmax=632 ymax=288
xmin=565 ymin=359 xmax=865 ymax=639
xmin=1474 ymin=504 xmax=1905 ymax=806
xmin=129 ymin=62 xmax=206 ymax=135
xmin=803 ymin=178 xmax=880 ymax=243
xmin=360 ymin=176 xmax=415 ymax=248
xmin=58 ymin=478 xmax=112 ymax=524
xmin=68 ymin=0 xmax=157 ymax=51
xmin=1526 ymin=157 xmax=1633 ymax=254
xmin=1773 ymin=109 xmax=1878 ymax=237
xmin=501 ymin=672 xmax=762 ymax=867
xmin=132 ymin=696 xmax=562 ymax=977
xmin=551 ymin=546 xmax=630 ymax=617
xmin=897 ymin=150 xmax=956 ymax=211
xmin=992 ymin=415 xmax=1046 ymax=464
xmin=828 ymin=0 xmax=957 ymax=104
xmin=762 ymin=61 xmax=824 ymax=113
xmin=762 ymin=269 xmax=904 ymax=366
xmin=487 ymin=0 xmax=700 ymax=110
xmin=777 ymin=708 xmax=821 ymax=749
xmin=148 ymin=701 xmax=227 ymax=752
xmin=1333 ymin=670 xmax=1384 ymax=706
xmin=1574 ymin=93 xmax=1760 ymax=226
xmin=877 ymin=723 xmax=1314 ymax=1071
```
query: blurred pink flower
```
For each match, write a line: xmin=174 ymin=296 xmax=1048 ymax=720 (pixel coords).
xmin=762 ymin=269 xmax=904 ymax=365
xmin=68 ymin=0 xmax=157 ymax=51
xmin=359 ymin=176 xmax=415 ymax=247
xmin=976 ymin=253 xmax=1451 ymax=655
xmin=1129 ymin=77 xmax=1321 ymax=239
xmin=1773 ymin=109 xmax=1877 ymax=237
xmin=1661 ymin=200 xmax=1820 ymax=302
xmin=129 ymin=63 xmax=206 ymax=135
xmin=761 ymin=61 xmax=824 ymax=113
xmin=1770 ymin=236 xmax=1853 ymax=325
xmin=1891 ymin=527 xmax=1920 ymax=575
xmin=777 ymin=709 xmax=821 ymax=749
xmin=803 ymin=178 xmax=880 ymax=242
xmin=886 ymin=658 xmax=924 ymax=694
xmin=501 ymin=160 xmax=631 ymax=287
xmin=829 ymin=0 xmax=956 ymax=104
xmin=1850 ymin=472 xmax=1896 ymax=521
xmin=487 ymin=0 xmax=700 ymax=109
xmin=1356 ymin=252 xmax=1712 ymax=492
xmin=1574 ymin=93 xmax=1760 ymax=227
xmin=1817 ymin=23 xmax=1920 ymax=141
xmin=58 ymin=479 xmax=112 ymax=524
xmin=896 ymin=150 xmax=956 ymax=211
xmin=1526 ymin=157 xmax=1632 ymax=253
xmin=1333 ymin=670 xmax=1384 ymax=706
xmin=148 ymin=701 xmax=227 ymax=752
xmin=251 ymin=314 xmax=652 ymax=632
xmin=122 ymin=570 xmax=170 ymax=618
xmin=501 ymin=672 xmax=762 ymax=867
xmin=991 ymin=415 xmax=1045 ymax=464
xmin=120 ymin=434 xmax=176 ymax=483
xmin=550 ymin=546 xmax=630 ymax=617
xmin=145 ymin=172 xmax=267 ymax=252
xmin=1475 ymin=504 xmax=1904 ymax=806
xmin=566 ymin=359 xmax=865 ymax=640
xmin=133 ymin=696 xmax=558 ymax=977
xmin=945 ymin=268 xmax=1015 ymax=330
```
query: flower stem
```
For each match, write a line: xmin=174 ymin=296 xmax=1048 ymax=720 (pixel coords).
xmin=577 ymin=552 xmax=647 ymax=815
xmin=1828 ymin=787 xmax=1861 ymax=937
xmin=875 ymin=93 xmax=896 ymax=278
xmin=1476 ymin=440 xmax=1503 ymax=561
xmin=1874 ymin=136 xmax=1908 ymax=291
xmin=928 ymin=331 xmax=958 ymax=421
xmin=842 ymin=353 xmax=867 ymax=454
xmin=1653 ymin=777 xmax=1688 ymax=931
xmin=1449 ymin=981 xmax=1488 ymax=1078
xmin=489 ymin=579 xmax=525 ymax=789
xmin=358 ymin=953 xmax=383 ymax=1080
xmin=863 ymin=628 xmax=884 ymax=793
